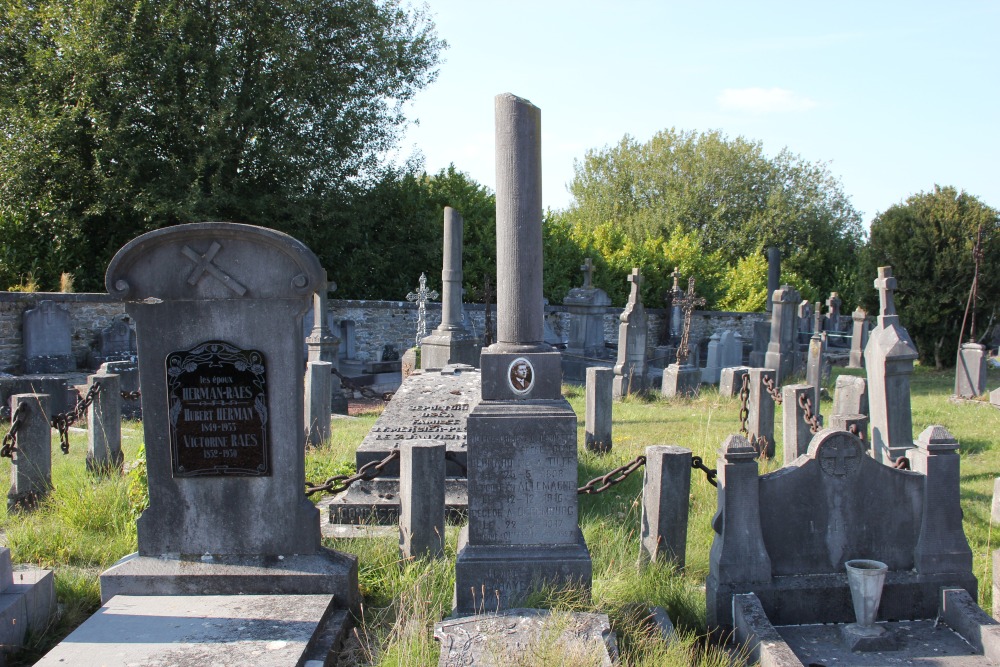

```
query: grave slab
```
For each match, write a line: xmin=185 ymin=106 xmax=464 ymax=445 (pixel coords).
xmin=434 ymin=608 xmax=617 ymax=667
xmin=35 ymin=594 xmax=348 ymax=667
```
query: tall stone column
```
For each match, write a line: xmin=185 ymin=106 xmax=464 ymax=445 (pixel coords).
xmin=306 ymin=270 xmax=340 ymax=367
xmin=765 ymin=247 xmax=780 ymax=313
xmin=848 ymin=307 xmax=868 ymax=369
xmin=764 ymin=285 xmax=800 ymax=384
xmin=864 ymin=266 xmax=918 ymax=464
xmin=421 ymin=207 xmax=480 ymax=369
xmin=454 ymin=94 xmax=591 ymax=613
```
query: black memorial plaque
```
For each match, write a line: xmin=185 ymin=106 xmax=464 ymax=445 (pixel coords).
xmin=166 ymin=341 xmax=270 ymax=477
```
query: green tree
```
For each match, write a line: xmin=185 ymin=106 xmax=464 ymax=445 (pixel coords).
xmin=0 ymin=0 xmax=443 ymax=291
xmin=862 ymin=185 xmax=1000 ymax=368
xmin=563 ymin=128 xmax=865 ymax=302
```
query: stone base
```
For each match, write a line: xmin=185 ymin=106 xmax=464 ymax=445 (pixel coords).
xmin=661 ymin=363 xmax=700 ymax=398
xmin=435 ymin=608 xmax=617 ymax=667
xmin=0 ymin=567 xmax=56 ymax=650
xmin=99 ymin=549 xmax=359 ymax=611
xmin=453 ymin=526 xmax=592 ymax=614
xmin=323 ymin=477 xmax=468 ymax=525
xmin=840 ymin=622 xmax=899 ymax=651
xmin=35 ymin=594 xmax=349 ymax=667
xmin=24 ymin=355 xmax=75 ymax=375
xmin=420 ymin=330 xmax=481 ymax=370
xmin=480 ymin=348 xmax=563 ymax=401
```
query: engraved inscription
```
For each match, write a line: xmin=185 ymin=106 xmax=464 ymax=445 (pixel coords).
xmin=370 ymin=403 xmax=470 ymax=442
xmin=166 ymin=340 xmax=269 ymax=476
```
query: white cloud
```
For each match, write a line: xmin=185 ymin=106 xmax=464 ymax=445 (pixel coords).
xmin=717 ymin=87 xmax=818 ymax=114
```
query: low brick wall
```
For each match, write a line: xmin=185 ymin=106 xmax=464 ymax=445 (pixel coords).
xmin=0 ymin=291 xmax=769 ymax=372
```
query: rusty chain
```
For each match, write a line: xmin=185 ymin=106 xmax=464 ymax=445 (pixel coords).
xmin=330 ymin=367 xmax=394 ymax=402
xmin=51 ymin=382 xmax=102 ymax=455
xmin=761 ymin=375 xmax=783 ymax=405
xmin=892 ymin=457 xmax=910 ymax=470
xmin=577 ymin=455 xmax=646 ymax=495
xmin=797 ymin=392 xmax=823 ymax=434
xmin=1 ymin=402 xmax=28 ymax=459
xmin=847 ymin=423 xmax=864 ymax=442
xmin=738 ymin=373 xmax=750 ymax=435
xmin=305 ymin=448 xmax=400 ymax=496
xmin=121 ymin=390 xmax=141 ymax=401
xmin=691 ymin=456 xmax=718 ymax=487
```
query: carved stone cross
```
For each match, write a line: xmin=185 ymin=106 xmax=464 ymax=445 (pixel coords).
xmin=874 ymin=266 xmax=898 ymax=318
xmin=675 ymin=277 xmax=706 ymax=365
xmin=406 ymin=273 xmax=439 ymax=346
xmin=580 ymin=258 xmax=594 ymax=289
xmin=182 ymin=242 xmax=247 ymax=296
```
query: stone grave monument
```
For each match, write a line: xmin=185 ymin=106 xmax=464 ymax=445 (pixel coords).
xmin=848 ymin=306 xmax=868 ymax=369
xmin=765 ymin=247 xmax=780 ymax=313
xmin=562 ymin=257 xmax=613 ymax=383
xmin=864 ymin=266 xmax=918 ymax=464
xmin=421 ymin=207 xmax=480 ymax=370
xmin=955 ymin=341 xmax=987 ymax=398
xmin=764 ymin=284 xmax=801 ymax=384
xmin=661 ymin=277 xmax=703 ymax=397
xmin=22 ymin=300 xmax=75 ymax=374
xmin=453 ymin=93 xmax=591 ymax=613
xmin=612 ymin=268 xmax=648 ymax=398
xmin=89 ymin=316 xmax=137 ymax=368
xmin=94 ymin=223 xmax=358 ymax=662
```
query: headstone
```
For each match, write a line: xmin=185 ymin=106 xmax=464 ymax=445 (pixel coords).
xmin=662 ymin=277 xmax=704 ymax=398
xmin=848 ymin=307 xmax=868 ymax=369
xmin=562 ymin=258 xmax=613 ymax=382
xmin=304 ymin=360 xmax=332 ymax=447
xmin=746 ymin=368 xmax=776 ymax=458
xmin=748 ymin=320 xmax=770 ymax=368
xmin=832 ymin=375 xmax=869 ymax=419
xmin=782 ymin=384 xmax=815 ymax=464
xmin=638 ymin=445 xmax=691 ymax=568
xmin=955 ymin=342 xmax=987 ymax=398
xmin=764 ymin=285 xmax=801 ymax=384
xmin=824 ymin=292 xmax=842 ymax=332
xmin=701 ymin=331 xmax=724 ymax=384
xmin=454 ymin=93 xmax=591 ymax=613
xmin=805 ymin=333 xmax=823 ymax=411
xmin=91 ymin=316 xmax=137 ymax=368
xmin=585 ymin=367 xmax=613 ymax=453
xmin=721 ymin=330 xmax=743 ymax=369
xmin=798 ymin=300 xmax=813 ymax=336
xmin=864 ymin=266 xmax=918 ymax=464
xmin=719 ymin=366 xmax=750 ymax=397
xmin=399 ymin=440 xmax=445 ymax=560
xmin=421 ymin=207 xmax=480 ymax=370
xmin=612 ymin=268 xmax=648 ymax=398
xmin=99 ymin=360 xmax=141 ymax=420
xmin=7 ymin=393 xmax=52 ymax=510
xmin=765 ymin=247 xmax=781 ymax=313
xmin=328 ymin=366 xmax=480 ymax=525
xmin=829 ymin=413 xmax=870 ymax=448
xmin=406 ymin=272 xmax=439 ymax=348
xmin=22 ymin=300 xmax=74 ymax=374
xmin=100 ymin=222 xmax=358 ymax=611
xmin=86 ymin=372 xmax=123 ymax=474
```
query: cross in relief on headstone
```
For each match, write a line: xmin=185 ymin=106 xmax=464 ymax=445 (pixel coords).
xmin=875 ymin=266 xmax=898 ymax=318
xmin=182 ymin=242 xmax=247 ymax=296
xmin=406 ymin=272 xmax=439 ymax=346
xmin=580 ymin=258 xmax=594 ymax=289
xmin=675 ymin=277 xmax=706 ymax=365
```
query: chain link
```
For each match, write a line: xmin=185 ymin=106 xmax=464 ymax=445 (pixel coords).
xmin=121 ymin=390 xmax=141 ymax=401
xmin=691 ymin=456 xmax=718 ymax=487
xmin=1 ymin=402 xmax=27 ymax=459
xmin=738 ymin=373 xmax=750 ymax=435
xmin=892 ymin=456 xmax=910 ymax=470
xmin=305 ymin=449 xmax=401 ymax=496
xmin=797 ymin=392 xmax=823 ymax=434
xmin=330 ymin=367 xmax=394 ymax=402
xmin=761 ymin=375 xmax=783 ymax=405
xmin=51 ymin=381 xmax=102 ymax=455
xmin=577 ymin=455 xmax=646 ymax=495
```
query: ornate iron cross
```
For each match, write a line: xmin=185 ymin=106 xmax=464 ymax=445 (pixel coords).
xmin=675 ymin=277 xmax=705 ymax=365
xmin=406 ymin=273 xmax=439 ymax=346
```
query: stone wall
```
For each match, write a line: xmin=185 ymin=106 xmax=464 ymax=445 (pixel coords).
xmin=0 ymin=292 xmax=770 ymax=372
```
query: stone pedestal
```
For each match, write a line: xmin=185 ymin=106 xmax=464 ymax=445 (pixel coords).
xmin=639 ymin=445 xmax=691 ymax=567
xmin=764 ymin=285 xmax=801 ymax=384
xmin=661 ymin=363 xmax=699 ymax=398
xmin=848 ymin=307 xmax=868 ymax=369
xmin=585 ymin=367 xmax=613 ymax=453
xmin=86 ymin=372 xmax=123 ymax=474
xmin=955 ymin=342 xmax=987 ymax=398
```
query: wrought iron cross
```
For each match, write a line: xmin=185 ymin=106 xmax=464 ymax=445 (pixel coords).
xmin=406 ymin=273 xmax=439 ymax=347
xmin=675 ymin=277 xmax=705 ymax=365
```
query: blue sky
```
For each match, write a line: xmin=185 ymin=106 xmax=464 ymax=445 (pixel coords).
xmin=396 ymin=1 xmax=999 ymax=228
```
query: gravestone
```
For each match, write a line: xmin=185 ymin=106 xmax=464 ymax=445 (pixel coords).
xmin=662 ymin=277 xmax=703 ymax=398
xmin=720 ymin=330 xmax=743 ymax=369
xmin=764 ymin=285 xmax=801 ymax=384
xmin=669 ymin=267 xmax=684 ymax=339
xmin=700 ymin=332 xmax=724 ymax=384
xmin=748 ymin=321 xmax=770 ymax=368
xmin=585 ymin=366 xmax=613 ymax=453
xmin=90 ymin=316 xmax=137 ymax=368
xmin=0 ymin=547 xmax=55 ymax=655
xmin=719 ymin=366 xmax=750 ymax=397
xmin=454 ymin=93 xmax=591 ymax=613
xmin=562 ymin=257 xmax=613 ymax=382
xmin=421 ymin=207 xmax=480 ymax=370
xmin=864 ymin=266 xmax=918 ymax=464
xmin=831 ymin=375 xmax=869 ymax=419
xmin=805 ymin=333 xmax=823 ymax=410
xmin=407 ymin=272 xmax=439 ymax=349
xmin=798 ymin=300 xmax=812 ymax=337
xmin=955 ymin=342 xmax=987 ymax=398
xmin=328 ymin=365 xmax=480 ymax=524
xmin=612 ymin=268 xmax=648 ymax=397
xmin=22 ymin=300 xmax=74 ymax=374
xmin=824 ymin=292 xmax=842 ymax=332
xmin=848 ymin=307 xmax=868 ymax=369
xmin=100 ymin=222 xmax=358 ymax=611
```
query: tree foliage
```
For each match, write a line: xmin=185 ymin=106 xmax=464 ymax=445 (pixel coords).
xmin=560 ymin=128 xmax=865 ymax=303
xmin=0 ymin=0 xmax=443 ymax=291
xmin=861 ymin=185 xmax=1000 ymax=368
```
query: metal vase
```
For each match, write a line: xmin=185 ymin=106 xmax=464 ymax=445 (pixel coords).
xmin=845 ymin=559 xmax=888 ymax=628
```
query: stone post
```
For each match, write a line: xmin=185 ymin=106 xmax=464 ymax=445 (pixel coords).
xmin=304 ymin=361 xmax=332 ymax=447
xmin=782 ymin=384 xmax=814 ymax=464
xmin=455 ymin=94 xmax=590 ymax=613
xmin=7 ymin=394 xmax=52 ymax=510
xmin=993 ymin=478 xmax=1000 ymax=527
xmin=421 ymin=207 xmax=480 ymax=370
xmin=86 ymin=372 xmax=123 ymax=474
xmin=764 ymin=285 xmax=801 ymax=384
xmin=706 ymin=434 xmax=772 ymax=632
xmin=585 ymin=367 xmax=613 ymax=453
xmin=399 ymin=441 xmax=445 ymax=560
xmin=848 ymin=307 xmax=868 ymax=369
xmin=669 ymin=268 xmax=683 ymax=339
xmin=813 ymin=302 xmax=822 ymax=335
xmin=639 ymin=445 xmax=691 ymax=568
xmin=864 ymin=266 xmax=918 ymax=464
xmin=719 ymin=366 xmax=749 ymax=397
xmin=955 ymin=342 xmax=987 ymax=398
xmin=701 ymin=331 xmax=723 ymax=384
xmin=765 ymin=247 xmax=780 ymax=313
xmin=829 ymin=413 xmax=869 ymax=450
xmin=613 ymin=268 xmax=648 ymax=398
xmin=909 ymin=426 xmax=972 ymax=574
xmin=832 ymin=375 xmax=869 ymax=418
xmin=805 ymin=333 xmax=823 ymax=411
xmin=100 ymin=360 xmax=141 ymax=420
xmin=306 ymin=270 xmax=340 ymax=366
xmin=747 ymin=368 xmax=776 ymax=458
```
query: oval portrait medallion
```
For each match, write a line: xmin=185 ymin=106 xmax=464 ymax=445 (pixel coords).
xmin=507 ymin=357 xmax=534 ymax=395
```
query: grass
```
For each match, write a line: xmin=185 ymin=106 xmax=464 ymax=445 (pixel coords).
xmin=0 ymin=362 xmax=997 ymax=666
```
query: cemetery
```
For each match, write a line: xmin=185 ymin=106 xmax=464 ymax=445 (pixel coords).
xmin=1 ymin=97 xmax=999 ymax=665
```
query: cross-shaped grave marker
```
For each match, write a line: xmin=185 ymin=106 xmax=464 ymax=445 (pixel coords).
xmin=182 ymin=242 xmax=247 ymax=296
xmin=406 ymin=273 xmax=439 ymax=346
xmin=675 ymin=277 xmax=706 ymax=365
xmin=580 ymin=258 xmax=595 ymax=289
xmin=874 ymin=266 xmax=898 ymax=319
